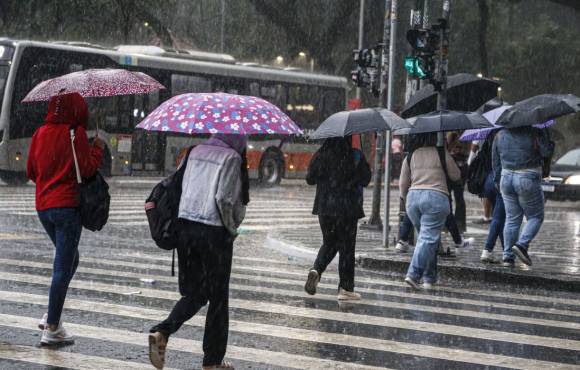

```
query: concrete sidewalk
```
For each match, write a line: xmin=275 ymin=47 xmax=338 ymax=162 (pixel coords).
xmin=269 ymin=196 xmax=580 ymax=292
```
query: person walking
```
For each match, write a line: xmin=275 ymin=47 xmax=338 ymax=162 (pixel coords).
xmin=399 ymin=133 xmax=461 ymax=289
xmin=493 ymin=127 xmax=551 ymax=266
xmin=447 ymin=132 xmax=469 ymax=232
xmin=148 ymin=134 xmax=248 ymax=370
xmin=26 ymin=92 xmax=104 ymax=345
xmin=304 ymin=137 xmax=371 ymax=300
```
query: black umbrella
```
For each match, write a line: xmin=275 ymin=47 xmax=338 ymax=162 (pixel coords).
xmin=394 ymin=110 xmax=492 ymax=135
xmin=401 ymin=73 xmax=501 ymax=118
xmin=309 ymin=108 xmax=410 ymax=140
xmin=476 ymin=97 xmax=508 ymax=114
xmin=495 ymin=94 xmax=580 ymax=128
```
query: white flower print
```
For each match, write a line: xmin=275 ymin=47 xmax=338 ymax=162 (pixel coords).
xmin=230 ymin=123 xmax=240 ymax=131
xmin=180 ymin=122 xmax=188 ymax=129
xmin=209 ymin=128 xmax=218 ymax=134
xmin=252 ymin=123 xmax=261 ymax=130
xmin=195 ymin=122 xmax=205 ymax=130
xmin=222 ymin=116 xmax=230 ymax=122
xmin=213 ymin=113 xmax=220 ymax=118
xmin=242 ymin=117 xmax=250 ymax=123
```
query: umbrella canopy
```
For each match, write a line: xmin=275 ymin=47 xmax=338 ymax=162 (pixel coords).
xmin=394 ymin=110 xmax=492 ymax=135
xmin=309 ymin=108 xmax=410 ymax=140
xmin=401 ymin=73 xmax=501 ymax=118
xmin=22 ymin=68 xmax=165 ymax=102
xmin=460 ymin=104 xmax=555 ymax=142
xmin=495 ymin=94 xmax=580 ymax=128
xmin=476 ymin=97 xmax=507 ymax=114
xmin=136 ymin=92 xmax=302 ymax=135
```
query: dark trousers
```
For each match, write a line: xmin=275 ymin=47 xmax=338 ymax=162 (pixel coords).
xmin=37 ymin=208 xmax=82 ymax=326
xmin=313 ymin=215 xmax=358 ymax=291
xmin=398 ymin=213 xmax=414 ymax=242
xmin=485 ymin=191 xmax=506 ymax=252
xmin=150 ymin=220 xmax=233 ymax=367
xmin=450 ymin=181 xmax=466 ymax=232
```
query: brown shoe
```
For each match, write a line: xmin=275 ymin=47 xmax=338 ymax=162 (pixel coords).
xmin=202 ymin=361 xmax=234 ymax=369
xmin=148 ymin=332 xmax=167 ymax=369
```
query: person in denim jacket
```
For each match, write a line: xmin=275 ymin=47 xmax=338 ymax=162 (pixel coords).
xmin=492 ymin=127 xmax=552 ymax=267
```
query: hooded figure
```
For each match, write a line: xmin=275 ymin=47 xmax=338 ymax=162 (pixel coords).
xmin=304 ymin=137 xmax=371 ymax=301
xmin=26 ymin=92 xmax=103 ymax=346
xmin=149 ymin=133 xmax=248 ymax=370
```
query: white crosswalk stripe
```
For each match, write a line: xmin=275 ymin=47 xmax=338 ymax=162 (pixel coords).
xmin=1 ymin=187 xmax=579 ymax=369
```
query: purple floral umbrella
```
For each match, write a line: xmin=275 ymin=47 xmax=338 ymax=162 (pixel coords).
xmin=460 ymin=105 xmax=555 ymax=142
xmin=136 ymin=93 xmax=302 ymax=135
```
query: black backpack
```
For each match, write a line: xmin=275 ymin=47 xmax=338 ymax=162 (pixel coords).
xmin=69 ymin=128 xmax=110 ymax=232
xmin=145 ymin=146 xmax=194 ymax=261
xmin=466 ymin=139 xmax=492 ymax=196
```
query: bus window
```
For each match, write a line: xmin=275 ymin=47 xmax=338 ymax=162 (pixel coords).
xmin=287 ymin=85 xmax=319 ymax=130
xmin=212 ymin=77 xmax=247 ymax=95
xmin=171 ymin=74 xmax=211 ymax=95
xmin=321 ymin=88 xmax=344 ymax=121
xmin=249 ymin=82 xmax=260 ymax=97
xmin=259 ymin=83 xmax=287 ymax=109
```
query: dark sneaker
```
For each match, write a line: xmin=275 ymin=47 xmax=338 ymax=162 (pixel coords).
xmin=304 ymin=269 xmax=320 ymax=295
xmin=502 ymin=259 xmax=515 ymax=268
xmin=472 ymin=218 xmax=492 ymax=225
xmin=513 ymin=244 xmax=532 ymax=266
xmin=404 ymin=276 xmax=420 ymax=290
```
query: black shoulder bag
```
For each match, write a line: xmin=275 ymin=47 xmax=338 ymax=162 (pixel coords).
xmin=70 ymin=128 xmax=110 ymax=232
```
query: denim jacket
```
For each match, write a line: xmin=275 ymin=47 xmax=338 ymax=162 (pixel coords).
xmin=492 ymin=127 xmax=551 ymax=184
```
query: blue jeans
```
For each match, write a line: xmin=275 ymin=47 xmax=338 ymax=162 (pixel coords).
xmin=484 ymin=173 xmax=505 ymax=253
xmin=405 ymin=190 xmax=450 ymax=284
xmin=38 ymin=208 xmax=82 ymax=326
xmin=500 ymin=169 xmax=544 ymax=260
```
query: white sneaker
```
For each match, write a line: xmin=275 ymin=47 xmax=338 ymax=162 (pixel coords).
xmin=41 ymin=325 xmax=74 ymax=345
xmin=422 ymin=282 xmax=435 ymax=290
xmin=38 ymin=313 xmax=48 ymax=330
xmin=395 ymin=240 xmax=409 ymax=253
xmin=337 ymin=288 xmax=361 ymax=301
xmin=480 ymin=250 xmax=499 ymax=263
xmin=455 ymin=237 xmax=474 ymax=248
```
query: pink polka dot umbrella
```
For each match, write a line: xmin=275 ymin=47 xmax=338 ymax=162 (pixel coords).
xmin=21 ymin=68 xmax=165 ymax=102
xmin=136 ymin=93 xmax=303 ymax=136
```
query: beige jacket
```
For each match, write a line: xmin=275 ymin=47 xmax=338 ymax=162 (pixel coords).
xmin=399 ymin=147 xmax=461 ymax=199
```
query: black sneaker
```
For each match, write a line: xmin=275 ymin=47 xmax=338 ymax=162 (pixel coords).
xmin=502 ymin=259 xmax=515 ymax=268
xmin=472 ymin=218 xmax=492 ymax=225
xmin=304 ymin=270 xmax=320 ymax=295
xmin=513 ymin=244 xmax=532 ymax=266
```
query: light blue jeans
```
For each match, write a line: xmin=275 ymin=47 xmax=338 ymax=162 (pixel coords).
xmin=405 ymin=190 xmax=450 ymax=284
xmin=500 ymin=169 xmax=544 ymax=261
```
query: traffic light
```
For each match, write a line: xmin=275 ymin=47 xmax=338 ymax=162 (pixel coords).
xmin=351 ymin=45 xmax=382 ymax=97
xmin=404 ymin=56 xmax=428 ymax=79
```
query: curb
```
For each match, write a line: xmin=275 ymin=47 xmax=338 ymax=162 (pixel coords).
xmin=357 ymin=256 xmax=580 ymax=293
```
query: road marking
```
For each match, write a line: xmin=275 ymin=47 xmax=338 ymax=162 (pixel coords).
xmin=1 ymin=290 xmax=576 ymax=370
xmin=0 ymin=271 xmax=577 ymax=352
xmin=0 ymin=343 xmax=172 ymax=370
xmin=0 ymin=313 xmax=387 ymax=370
xmin=19 ymin=259 xmax=578 ymax=329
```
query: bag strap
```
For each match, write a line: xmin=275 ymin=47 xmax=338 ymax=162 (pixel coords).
xmin=171 ymin=249 xmax=176 ymax=277
xmin=437 ymin=146 xmax=452 ymax=194
xmin=69 ymin=127 xmax=82 ymax=185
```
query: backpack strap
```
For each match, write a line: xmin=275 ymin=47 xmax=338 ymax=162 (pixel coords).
xmin=69 ymin=126 xmax=82 ymax=185
xmin=437 ymin=146 xmax=452 ymax=194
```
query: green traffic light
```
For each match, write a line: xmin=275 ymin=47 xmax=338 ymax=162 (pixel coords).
xmin=404 ymin=56 xmax=428 ymax=79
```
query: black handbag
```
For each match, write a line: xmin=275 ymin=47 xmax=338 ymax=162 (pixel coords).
xmin=70 ymin=128 xmax=110 ymax=231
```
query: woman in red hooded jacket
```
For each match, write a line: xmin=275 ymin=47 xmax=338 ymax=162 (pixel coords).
xmin=26 ymin=92 xmax=104 ymax=345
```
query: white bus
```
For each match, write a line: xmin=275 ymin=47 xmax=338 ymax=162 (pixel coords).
xmin=0 ymin=39 xmax=348 ymax=185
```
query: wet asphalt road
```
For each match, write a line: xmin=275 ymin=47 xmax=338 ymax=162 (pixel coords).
xmin=0 ymin=180 xmax=579 ymax=369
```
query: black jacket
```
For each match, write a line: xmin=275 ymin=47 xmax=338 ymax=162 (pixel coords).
xmin=306 ymin=145 xmax=371 ymax=219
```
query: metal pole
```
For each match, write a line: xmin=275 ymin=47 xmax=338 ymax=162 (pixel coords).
xmin=382 ymin=0 xmax=398 ymax=247
xmin=220 ymin=0 xmax=226 ymax=53
xmin=436 ymin=0 xmax=451 ymax=111
xmin=356 ymin=0 xmax=365 ymax=100
xmin=419 ymin=0 xmax=430 ymax=89
xmin=367 ymin=0 xmax=392 ymax=228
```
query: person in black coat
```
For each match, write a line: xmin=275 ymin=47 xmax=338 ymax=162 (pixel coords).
xmin=304 ymin=137 xmax=371 ymax=300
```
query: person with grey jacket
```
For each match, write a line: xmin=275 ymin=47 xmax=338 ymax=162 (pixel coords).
xmin=148 ymin=134 xmax=247 ymax=370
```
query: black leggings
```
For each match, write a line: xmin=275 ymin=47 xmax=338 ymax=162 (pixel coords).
xmin=150 ymin=220 xmax=233 ymax=367
xmin=313 ymin=215 xmax=358 ymax=291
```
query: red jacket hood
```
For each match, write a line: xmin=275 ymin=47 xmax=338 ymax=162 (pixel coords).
xmin=44 ymin=92 xmax=88 ymax=128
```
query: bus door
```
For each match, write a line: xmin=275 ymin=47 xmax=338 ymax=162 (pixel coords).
xmin=131 ymin=90 xmax=165 ymax=175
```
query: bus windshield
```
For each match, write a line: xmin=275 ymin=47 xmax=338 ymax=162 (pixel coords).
xmin=0 ymin=64 xmax=9 ymax=113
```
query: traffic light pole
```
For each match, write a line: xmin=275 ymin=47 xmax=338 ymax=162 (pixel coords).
xmin=436 ymin=0 xmax=451 ymax=111
xmin=366 ymin=0 xmax=393 ymax=229
xmin=381 ymin=0 xmax=398 ymax=247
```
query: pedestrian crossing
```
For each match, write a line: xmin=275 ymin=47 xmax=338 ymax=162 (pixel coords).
xmin=1 ymin=186 xmax=580 ymax=369
xmin=1 ymin=242 xmax=580 ymax=368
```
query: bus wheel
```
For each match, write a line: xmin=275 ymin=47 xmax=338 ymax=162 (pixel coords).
xmin=0 ymin=171 xmax=29 ymax=186
xmin=259 ymin=152 xmax=283 ymax=186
